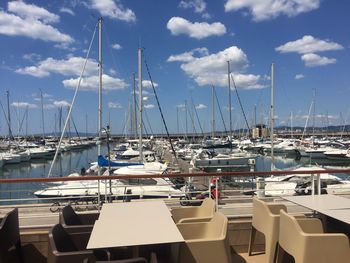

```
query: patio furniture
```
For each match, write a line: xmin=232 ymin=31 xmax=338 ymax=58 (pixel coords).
xmin=171 ymin=198 xmax=215 ymax=224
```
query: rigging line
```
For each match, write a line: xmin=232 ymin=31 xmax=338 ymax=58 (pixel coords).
xmin=187 ymin=96 xmax=198 ymax=136
xmin=143 ymin=58 xmax=178 ymax=162
xmin=0 ymin=99 xmax=14 ymax=140
xmin=213 ymin=85 xmax=228 ymax=135
xmin=18 ymin=107 xmax=27 ymax=135
xmin=70 ymin=115 xmax=81 ymax=141
xmin=134 ymin=96 xmax=150 ymax=137
xmin=143 ymin=108 xmax=154 ymax=136
xmin=48 ymin=21 xmax=98 ymax=178
xmin=190 ymin=96 xmax=204 ymax=136
xmin=230 ymin=73 xmax=251 ymax=133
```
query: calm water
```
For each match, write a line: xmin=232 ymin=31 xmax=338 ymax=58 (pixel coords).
xmin=1 ymin=145 xmax=350 ymax=202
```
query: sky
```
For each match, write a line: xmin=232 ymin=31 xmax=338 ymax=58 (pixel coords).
xmin=0 ymin=0 xmax=349 ymax=136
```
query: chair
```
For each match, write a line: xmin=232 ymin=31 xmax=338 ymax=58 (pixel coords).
xmin=248 ymin=197 xmax=288 ymax=263
xmin=171 ymin=198 xmax=215 ymax=224
xmin=59 ymin=205 xmax=99 ymax=232
xmin=0 ymin=208 xmax=23 ymax=263
xmin=277 ymin=209 xmax=350 ymax=263
xmin=177 ymin=212 xmax=231 ymax=263
xmin=47 ymin=224 xmax=96 ymax=263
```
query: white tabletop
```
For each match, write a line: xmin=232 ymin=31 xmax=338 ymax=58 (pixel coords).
xmin=87 ymin=201 xmax=184 ymax=249
xmin=318 ymin=208 xmax=350 ymax=225
xmin=283 ymin=195 xmax=350 ymax=211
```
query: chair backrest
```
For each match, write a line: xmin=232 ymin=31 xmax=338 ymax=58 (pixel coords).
xmin=251 ymin=197 xmax=286 ymax=233
xmin=197 ymin=198 xmax=215 ymax=217
xmin=206 ymin=211 xmax=228 ymax=238
xmin=50 ymin=224 xmax=78 ymax=253
xmin=0 ymin=208 xmax=20 ymax=252
xmin=279 ymin=209 xmax=304 ymax=258
xmin=61 ymin=205 xmax=82 ymax=225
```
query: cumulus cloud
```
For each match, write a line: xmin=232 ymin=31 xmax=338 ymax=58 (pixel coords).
xmin=167 ymin=17 xmax=226 ymax=39
xmin=144 ymin=104 xmax=155 ymax=109
xmin=276 ymin=35 xmax=343 ymax=54
xmin=111 ymin=43 xmax=122 ymax=50
xmin=179 ymin=0 xmax=206 ymax=13
xmin=62 ymin=74 xmax=128 ymax=91
xmin=53 ymin=100 xmax=71 ymax=107
xmin=142 ymin=80 xmax=158 ymax=88
xmin=108 ymin=102 xmax=122 ymax=109
xmin=301 ymin=53 xmax=336 ymax=67
xmin=0 ymin=2 xmax=73 ymax=44
xmin=225 ymin=0 xmax=320 ymax=21
xmin=168 ymin=46 xmax=263 ymax=89
xmin=295 ymin=74 xmax=304 ymax=80
xmin=11 ymin=102 xmax=38 ymax=109
xmin=167 ymin=48 xmax=208 ymax=62
xmin=8 ymin=1 xmax=59 ymax=23
xmin=88 ymin=0 xmax=136 ymax=23
xmin=60 ymin=7 xmax=75 ymax=16
xmin=195 ymin=104 xmax=207 ymax=110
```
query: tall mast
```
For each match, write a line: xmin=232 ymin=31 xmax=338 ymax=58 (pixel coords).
xmin=212 ymin=86 xmax=215 ymax=138
xmin=227 ymin=61 xmax=232 ymax=140
xmin=97 ymin=17 xmax=103 ymax=205
xmin=39 ymin=89 xmax=45 ymax=141
xmin=270 ymin=63 xmax=275 ymax=170
xmin=133 ymin=73 xmax=137 ymax=139
xmin=138 ymin=47 xmax=143 ymax=162
xmin=6 ymin=90 xmax=12 ymax=139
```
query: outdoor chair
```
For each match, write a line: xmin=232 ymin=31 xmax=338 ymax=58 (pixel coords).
xmin=171 ymin=197 xmax=215 ymax=224
xmin=248 ymin=197 xmax=289 ymax=263
xmin=176 ymin=212 xmax=231 ymax=263
xmin=0 ymin=208 xmax=23 ymax=263
xmin=59 ymin=205 xmax=99 ymax=232
xmin=277 ymin=209 xmax=350 ymax=263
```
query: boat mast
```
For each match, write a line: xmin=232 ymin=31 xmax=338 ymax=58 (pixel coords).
xmin=133 ymin=72 xmax=137 ymax=139
xmin=138 ymin=47 xmax=143 ymax=162
xmin=39 ymin=89 xmax=45 ymax=142
xmin=270 ymin=63 xmax=275 ymax=170
xmin=227 ymin=61 xmax=232 ymax=148
xmin=212 ymin=86 xmax=215 ymax=138
xmin=97 ymin=17 xmax=103 ymax=204
xmin=6 ymin=90 xmax=13 ymax=140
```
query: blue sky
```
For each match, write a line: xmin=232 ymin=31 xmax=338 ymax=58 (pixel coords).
xmin=0 ymin=0 xmax=349 ymax=136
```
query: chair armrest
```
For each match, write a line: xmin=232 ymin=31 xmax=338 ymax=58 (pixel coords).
xmin=96 ymin=258 xmax=148 ymax=263
xmin=80 ymin=213 xmax=99 ymax=225
xmin=297 ymin=218 xmax=324 ymax=233
xmin=177 ymin=223 xmax=208 ymax=239
xmin=305 ymin=233 xmax=350 ymax=258
xmin=267 ymin=204 xmax=287 ymax=215
xmin=171 ymin=207 xmax=198 ymax=223
xmin=178 ymin=216 xmax=212 ymax=224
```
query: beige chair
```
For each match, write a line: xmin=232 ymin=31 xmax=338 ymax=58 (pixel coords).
xmin=248 ymin=197 xmax=289 ymax=263
xmin=277 ymin=209 xmax=350 ymax=263
xmin=177 ymin=212 xmax=231 ymax=263
xmin=171 ymin=198 xmax=215 ymax=224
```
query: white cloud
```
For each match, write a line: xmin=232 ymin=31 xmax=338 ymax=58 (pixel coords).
xmin=225 ymin=0 xmax=320 ymax=21
xmin=301 ymin=53 xmax=336 ymax=67
xmin=142 ymin=80 xmax=158 ymax=89
xmin=167 ymin=17 xmax=226 ymax=39
xmin=295 ymin=74 xmax=304 ymax=80
xmin=168 ymin=46 xmax=263 ymax=89
xmin=11 ymin=102 xmax=38 ymax=109
xmin=167 ymin=48 xmax=208 ymax=62
xmin=60 ymin=7 xmax=75 ymax=16
xmin=53 ymin=100 xmax=71 ymax=107
xmin=8 ymin=1 xmax=59 ymax=23
xmin=276 ymin=35 xmax=343 ymax=54
xmin=0 ymin=2 xmax=73 ymax=44
xmin=108 ymin=102 xmax=122 ymax=109
xmin=179 ymin=0 xmax=206 ymax=13
xmin=144 ymin=104 xmax=155 ymax=109
xmin=62 ymin=74 xmax=128 ymax=91
xmin=195 ymin=104 xmax=207 ymax=110
xmin=16 ymin=57 xmax=98 ymax=77
xmin=111 ymin=43 xmax=122 ymax=50
xmin=88 ymin=0 xmax=136 ymax=23
xmin=23 ymin=53 xmax=41 ymax=62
